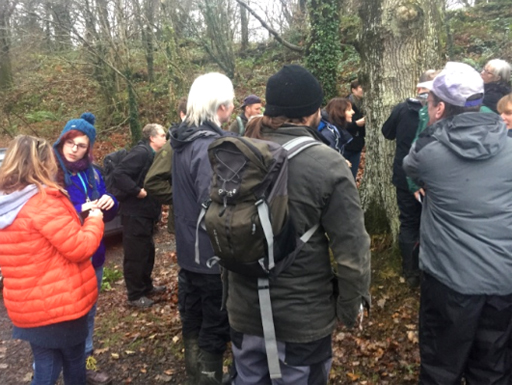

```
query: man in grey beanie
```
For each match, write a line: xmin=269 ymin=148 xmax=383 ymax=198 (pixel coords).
xmin=404 ymin=62 xmax=512 ymax=384
xmin=226 ymin=64 xmax=371 ymax=384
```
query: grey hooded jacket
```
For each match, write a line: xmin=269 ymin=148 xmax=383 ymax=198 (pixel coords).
xmin=403 ymin=112 xmax=512 ymax=295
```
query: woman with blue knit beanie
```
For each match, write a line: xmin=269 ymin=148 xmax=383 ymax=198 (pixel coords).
xmin=53 ymin=112 xmax=118 ymax=385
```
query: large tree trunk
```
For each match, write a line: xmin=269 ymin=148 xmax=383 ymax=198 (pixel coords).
xmin=358 ymin=0 xmax=443 ymax=238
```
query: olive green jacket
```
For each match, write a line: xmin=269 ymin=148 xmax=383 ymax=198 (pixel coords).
xmin=226 ymin=124 xmax=371 ymax=343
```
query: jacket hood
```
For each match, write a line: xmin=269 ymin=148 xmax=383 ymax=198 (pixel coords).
xmin=433 ymin=112 xmax=507 ymax=160
xmin=0 ymin=185 xmax=39 ymax=229
xmin=170 ymin=121 xmax=232 ymax=151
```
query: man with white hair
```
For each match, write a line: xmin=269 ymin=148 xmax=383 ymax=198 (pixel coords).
xmin=404 ymin=62 xmax=512 ymax=384
xmin=170 ymin=72 xmax=234 ymax=384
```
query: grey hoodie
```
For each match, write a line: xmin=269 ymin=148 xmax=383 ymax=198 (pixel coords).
xmin=403 ymin=112 xmax=512 ymax=295
xmin=0 ymin=185 xmax=39 ymax=230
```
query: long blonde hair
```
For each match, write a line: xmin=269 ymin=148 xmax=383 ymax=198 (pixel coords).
xmin=0 ymin=135 xmax=62 ymax=196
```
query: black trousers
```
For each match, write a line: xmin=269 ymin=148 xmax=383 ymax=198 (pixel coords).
xmin=419 ymin=273 xmax=512 ymax=385
xmin=122 ymin=215 xmax=156 ymax=301
xmin=178 ymin=269 xmax=230 ymax=355
xmin=395 ymin=186 xmax=421 ymax=278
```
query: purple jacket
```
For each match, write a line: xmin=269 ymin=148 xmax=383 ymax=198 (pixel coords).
xmin=66 ymin=168 xmax=119 ymax=268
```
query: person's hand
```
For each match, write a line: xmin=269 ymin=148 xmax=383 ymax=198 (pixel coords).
xmin=346 ymin=159 xmax=352 ymax=168
xmin=95 ymin=194 xmax=115 ymax=210
xmin=137 ymin=188 xmax=148 ymax=199
xmin=356 ymin=117 xmax=365 ymax=127
xmin=88 ymin=208 xmax=104 ymax=220
xmin=81 ymin=201 xmax=94 ymax=212
xmin=414 ymin=188 xmax=425 ymax=202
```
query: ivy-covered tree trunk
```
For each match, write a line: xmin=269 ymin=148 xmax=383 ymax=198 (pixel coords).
xmin=358 ymin=0 xmax=443 ymax=238
xmin=306 ymin=0 xmax=342 ymax=104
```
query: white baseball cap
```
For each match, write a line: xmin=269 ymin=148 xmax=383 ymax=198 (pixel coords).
xmin=432 ymin=62 xmax=484 ymax=107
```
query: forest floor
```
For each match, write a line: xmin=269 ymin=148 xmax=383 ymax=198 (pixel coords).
xmin=0 ymin=216 xmax=420 ymax=385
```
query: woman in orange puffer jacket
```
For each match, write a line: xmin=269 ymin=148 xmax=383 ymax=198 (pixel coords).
xmin=0 ymin=135 xmax=104 ymax=385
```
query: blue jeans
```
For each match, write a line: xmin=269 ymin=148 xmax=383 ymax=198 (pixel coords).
xmin=31 ymin=341 xmax=86 ymax=385
xmin=85 ymin=266 xmax=104 ymax=357
xmin=342 ymin=149 xmax=361 ymax=180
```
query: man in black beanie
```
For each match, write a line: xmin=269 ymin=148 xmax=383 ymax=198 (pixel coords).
xmin=226 ymin=64 xmax=371 ymax=384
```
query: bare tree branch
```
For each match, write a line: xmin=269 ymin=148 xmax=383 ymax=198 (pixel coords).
xmin=235 ymin=0 xmax=304 ymax=52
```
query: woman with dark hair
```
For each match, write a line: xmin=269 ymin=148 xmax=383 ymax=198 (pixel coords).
xmin=325 ymin=98 xmax=355 ymax=132
xmin=321 ymin=97 xmax=355 ymax=153
xmin=53 ymin=112 xmax=118 ymax=385
xmin=0 ymin=135 xmax=104 ymax=385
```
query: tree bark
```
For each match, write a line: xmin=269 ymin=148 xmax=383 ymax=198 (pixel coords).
xmin=240 ymin=4 xmax=249 ymax=52
xmin=358 ymin=0 xmax=443 ymax=238
xmin=0 ymin=1 xmax=15 ymax=90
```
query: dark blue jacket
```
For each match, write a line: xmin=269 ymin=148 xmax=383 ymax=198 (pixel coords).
xmin=317 ymin=111 xmax=352 ymax=154
xmin=170 ymin=121 xmax=234 ymax=274
xmin=66 ymin=169 xmax=119 ymax=268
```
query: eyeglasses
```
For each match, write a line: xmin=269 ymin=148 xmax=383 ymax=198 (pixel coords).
xmin=481 ymin=68 xmax=494 ymax=76
xmin=64 ymin=139 xmax=88 ymax=151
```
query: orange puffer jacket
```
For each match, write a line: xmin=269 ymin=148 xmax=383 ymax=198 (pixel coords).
xmin=0 ymin=188 xmax=104 ymax=328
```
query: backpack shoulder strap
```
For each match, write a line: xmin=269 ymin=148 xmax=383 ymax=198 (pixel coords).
xmin=236 ymin=116 xmax=245 ymax=136
xmin=283 ymin=136 xmax=321 ymax=159
xmin=258 ymin=277 xmax=281 ymax=379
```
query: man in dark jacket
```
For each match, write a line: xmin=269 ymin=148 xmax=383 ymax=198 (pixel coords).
xmin=227 ymin=65 xmax=371 ymax=385
xmin=381 ymin=70 xmax=435 ymax=288
xmin=113 ymin=124 xmax=166 ymax=308
xmin=170 ymin=72 xmax=234 ymax=385
xmin=404 ymin=62 xmax=512 ymax=384
xmin=343 ymin=80 xmax=366 ymax=179
xmin=228 ymin=94 xmax=262 ymax=135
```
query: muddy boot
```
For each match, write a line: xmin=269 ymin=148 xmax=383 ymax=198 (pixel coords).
xmin=198 ymin=349 xmax=223 ymax=385
xmin=183 ymin=336 xmax=200 ymax=385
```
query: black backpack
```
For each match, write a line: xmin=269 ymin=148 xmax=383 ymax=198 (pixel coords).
xmin=103 ymin=149 xmax=128 ymax=201
xmin=198 ymin=135 xmax=320 ymax=379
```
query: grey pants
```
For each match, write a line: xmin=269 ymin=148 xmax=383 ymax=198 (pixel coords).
xmin=231 ymin=332 xmax=332 ymax=385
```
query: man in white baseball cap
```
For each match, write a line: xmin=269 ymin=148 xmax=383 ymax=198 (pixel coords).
xmin=403 ymin=62 xmax=512 ymax=384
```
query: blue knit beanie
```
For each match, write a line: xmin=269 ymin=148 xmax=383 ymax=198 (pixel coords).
xmin=55 ymin=112 xmax=97 ymax=147
xmin=53 ymin=112 xmax=99 ymax=193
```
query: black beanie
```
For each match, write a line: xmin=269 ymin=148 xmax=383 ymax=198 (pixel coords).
xmin=264 ymin=64 xmax=323 ymax=118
